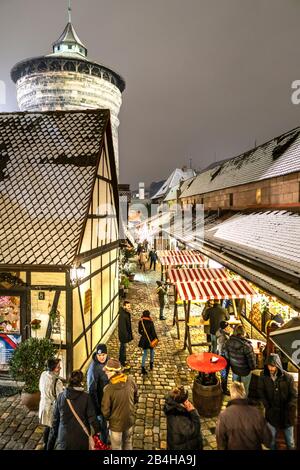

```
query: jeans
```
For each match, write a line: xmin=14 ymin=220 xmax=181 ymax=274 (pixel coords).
xmin=232 ymin=372 xmax=252 ymax=395
xmin=97 ymin=414 xmax=109 ymax=444
xmin=210 ymin=334 xmax=217 ymax=353
xmin=267 ymin=423 xmax=295 ymax=450
xmin=43 ymin=425 xmax=50 ymax=450
xmin=142 ymin=348 xmax=155 ymax=367
xmin=119 ymin=342 xmax=127 ymax=365
xmin=110 ymin=427 xmax=133 ymax=450
xmin=150 ymin=260 xmax=156 ymax=270
xmin=220 ymin=361 xmax=230 ymax=391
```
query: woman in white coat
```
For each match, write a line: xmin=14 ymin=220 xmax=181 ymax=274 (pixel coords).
xmin=39 ymin=358 xmax=64 ymax=450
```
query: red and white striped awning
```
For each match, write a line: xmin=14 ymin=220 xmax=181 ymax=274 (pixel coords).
xmin=176 ymin=279 xmax=256 ymax=301
xmin=157 ymin=250 xmax=182 ymax=257
xmin=167 ymin=268 xmax=230 ymax=283
xmin=157 ymin=250 xmax=206 ymax=266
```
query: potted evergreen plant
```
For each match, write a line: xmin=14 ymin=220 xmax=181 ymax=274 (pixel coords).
xmin=9 ymin=337 xmax=57 ymax=411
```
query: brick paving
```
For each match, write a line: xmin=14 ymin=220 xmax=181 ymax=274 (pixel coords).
xmin=0 ymin=264 xmax=230 ymax=450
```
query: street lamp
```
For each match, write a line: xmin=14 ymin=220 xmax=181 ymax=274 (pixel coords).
xmin=70 ymin=263 xmax=86 ymax=285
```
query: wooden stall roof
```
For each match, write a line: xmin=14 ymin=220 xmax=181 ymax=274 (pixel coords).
xmin=0 ymin=110 xmax=113 ymax=266
xmin=176 ymin=278 xmax=256 ymax=301
xmin=167 ymin=267 xmax=230 ymax=283
xmin=157 ymin=250 xmax=206 ymax=266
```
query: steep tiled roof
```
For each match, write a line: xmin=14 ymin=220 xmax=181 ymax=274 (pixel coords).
xmin=164 ymin=184 xmax=179 ymax=202
xmin=181 ymin=127 xmax=300 ymax=198
xmin=205 ymin=211 xmax=300 ymax=276
xmin=152 ymin=168 xmax=195 ymax=200
xmin=0 ymin=110 xmax=110 ymax=266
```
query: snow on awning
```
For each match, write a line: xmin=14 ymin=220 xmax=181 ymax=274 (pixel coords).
xmin=176 ymin=279 xmax=256 ymax=301
xmin=157 ymin=250 xmax=206 ymax=266
xmin=167 ymin=267 xmax=230 ymax=283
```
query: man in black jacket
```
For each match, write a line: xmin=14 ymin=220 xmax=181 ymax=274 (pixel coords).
xmin=163 ymin=386 xmax=203 ymax=450
xmin=224 ymin=325 xmax=256 ymax=395
xmin=118 ymin=301 xmax=133 ymax=369
xmin=259 ymin=353 xmax=296 ymax=450
xmin=87 ymin=343 xmax=109 ymax=443
xmin=202 ymin=300 xmax=230 ymax=353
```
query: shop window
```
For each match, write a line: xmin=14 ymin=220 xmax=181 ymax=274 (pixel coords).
xmin=31 ymin=290 xmax=66 ymax=344
xmin=256 ymin=188 xmax=262 ymax=204
xmin=0 ymin=296 xmax=21 ymax=371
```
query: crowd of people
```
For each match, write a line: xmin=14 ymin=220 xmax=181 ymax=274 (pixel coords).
xmin=136 ymin=240 xmax=158 ymax=272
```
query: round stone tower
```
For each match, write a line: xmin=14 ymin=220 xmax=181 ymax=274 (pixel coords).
xmin=10 ymin=2 xmax=125 ymax=175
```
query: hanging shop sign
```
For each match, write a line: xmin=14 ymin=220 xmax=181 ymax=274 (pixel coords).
xmin=270 ymin=318 xmax=300 ymax=370
xmin=84 ymin=289 xmax=92 ymax=315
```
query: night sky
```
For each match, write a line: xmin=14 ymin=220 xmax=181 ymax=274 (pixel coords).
xmin=1 ymin=0 xmax=300 ymax=189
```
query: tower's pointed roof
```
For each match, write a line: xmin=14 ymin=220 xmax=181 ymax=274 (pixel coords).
xmin=53 ymin=22 xmax=86 ymax=49
xmin=52 ymin=22 xmax=88 ymax=57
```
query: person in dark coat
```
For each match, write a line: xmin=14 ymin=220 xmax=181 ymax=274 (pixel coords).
xmin=163 ymin=386 xmax=203 ymax=451
xmin=47 ymin=370 xmax=99 ymax=450
xmin=156 ymin=281 xmax=167 ymax=320
xmin=258 ymin=353 xmax=297 ymax=450
xmin=86 ymin=343 xmax=109 ymax=443
xmin=149 ymin=249 xmax=158 ymax=271
xmin=118 ymin=301 xmax=133 ymax=369
xmin=202 ymin=300 xmax=230 ymax=353
xmin=216 ymin=381 xmax=272 ymax=450
xmin=138 ymin=310 xmax=158 ymax=375
xmin=224 ymin=325 xmax=256 ymax=395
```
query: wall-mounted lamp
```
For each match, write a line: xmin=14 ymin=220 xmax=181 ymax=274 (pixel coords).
xmin=70 ymin=263 xmax=86 ymax=285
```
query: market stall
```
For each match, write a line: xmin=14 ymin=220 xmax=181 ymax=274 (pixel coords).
xmin=175 ymin=278 xmax=256 ymax=354
xmin=167 ymin=267 xmax=231 ymax=339
xmin=156 ymin=250 xmax=206 ymax=281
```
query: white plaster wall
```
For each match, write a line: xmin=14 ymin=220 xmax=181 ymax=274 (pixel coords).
xmin=16 ymin=72 xmax=122 ymax=174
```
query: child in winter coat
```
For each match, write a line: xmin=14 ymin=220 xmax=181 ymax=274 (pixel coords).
xmin=138 ymin=310 xmax=158 ymax=375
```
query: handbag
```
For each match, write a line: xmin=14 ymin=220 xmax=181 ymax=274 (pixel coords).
xmin=93 ymin=434 xmax=111 ymax=450
xmin=66 ymin=398 xmax=95 ymax=450
xmin=141 ymin=320 xmax=159 ymax=349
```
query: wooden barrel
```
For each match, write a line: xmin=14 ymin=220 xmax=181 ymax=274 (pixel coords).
xmin=192 ymin=378 xmax=223 ymax=417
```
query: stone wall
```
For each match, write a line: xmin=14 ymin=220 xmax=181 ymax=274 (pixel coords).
xmin=180 ymin=172 xmax=300 ymax=210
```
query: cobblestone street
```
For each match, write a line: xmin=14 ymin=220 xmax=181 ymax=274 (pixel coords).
xmin=0 ymin=266 xmax=230 ymax=450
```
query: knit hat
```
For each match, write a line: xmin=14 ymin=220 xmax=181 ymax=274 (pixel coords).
xmin=104 ymin=358 xmax=122 ymax=373
xmin=96 ymin=343 xmax=107 ymax=355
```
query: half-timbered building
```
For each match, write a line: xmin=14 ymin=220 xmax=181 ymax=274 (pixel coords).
xmin=0 ymin=109 xmax=119 ymax=376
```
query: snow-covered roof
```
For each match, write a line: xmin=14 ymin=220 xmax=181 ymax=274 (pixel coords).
xmin=152 ymin=168 xmax=195 ymax=200
xmin=164 ymin=184 xmax=179 ymax=202
xmin=180 ymin=127 xmax=300 ymax=198
xmin=0 ymin=109 xmax=113 ymax=266
xmin=205 ymin=211 xmax=300 ymax=277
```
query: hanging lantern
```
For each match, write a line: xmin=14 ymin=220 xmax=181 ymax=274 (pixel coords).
xmin=70 ymin=263 xmax=86 ymax=285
